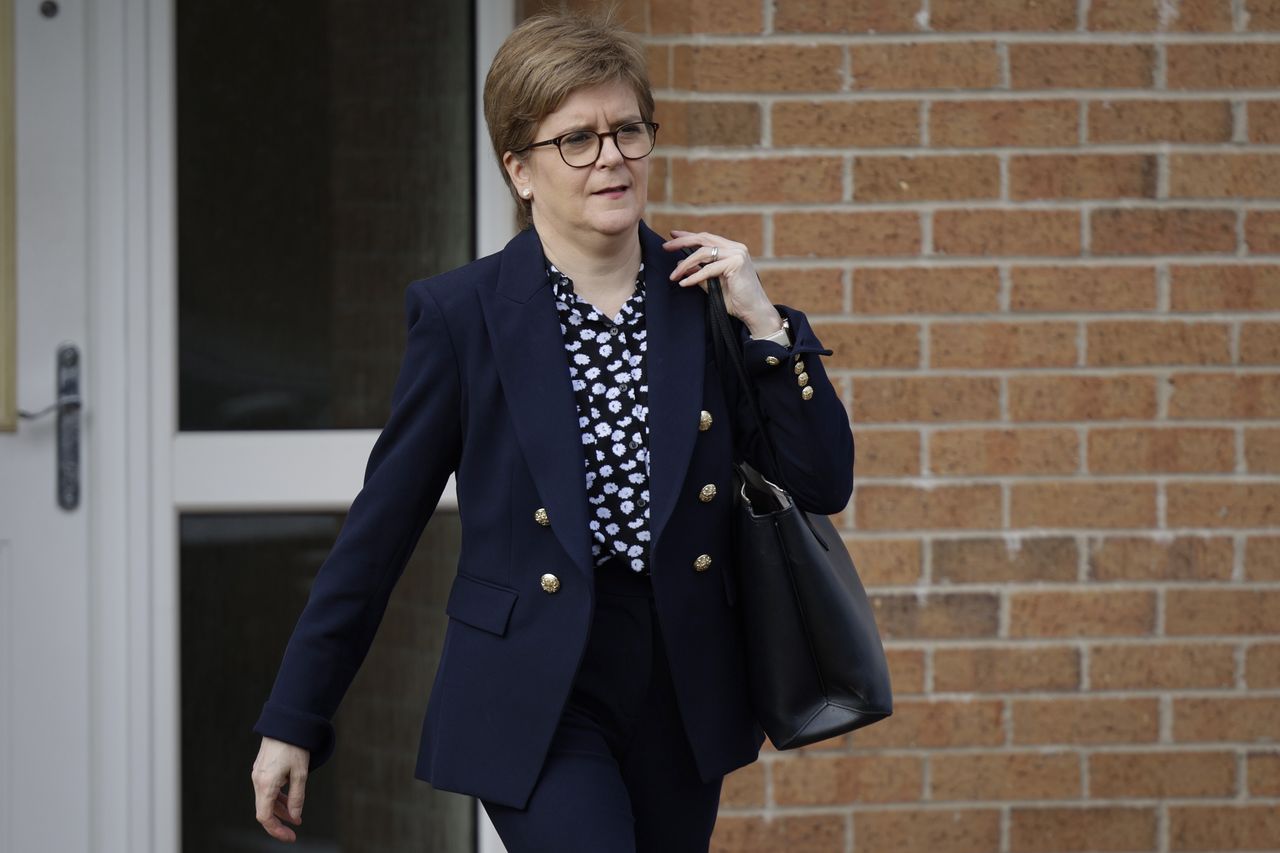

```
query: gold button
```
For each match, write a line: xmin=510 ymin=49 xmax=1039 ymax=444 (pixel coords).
xmin=699 ymin=410 xmax=713 ymax=431
xmin=540 ymin=573 xmax=561 ymax=593
xmin=801 ymin=386 xmax=814 ymax=400
xmin=699 ymin=483 xmax=717 ymax=502
xmin=693 ymin=554 xmax=712 ymax=572
xmin=534 ymin=507 xmax=550 ymax=526
xmin=765 ymin=355 xmax=780 ymax=366
xmin=797 ymin=372 xmax=809 ymax=387
xmin=794 ymin=361 xmax=805 ymax=375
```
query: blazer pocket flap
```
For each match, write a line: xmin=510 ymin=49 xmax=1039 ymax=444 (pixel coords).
xmin=445 ymin=573 xmax=518 ymax=637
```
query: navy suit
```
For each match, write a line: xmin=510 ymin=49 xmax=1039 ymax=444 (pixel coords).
xmin=252 ymin=218 xmax=854 ymax=810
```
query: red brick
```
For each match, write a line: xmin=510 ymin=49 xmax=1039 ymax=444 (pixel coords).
xmin=1010 ymin=44 xmax=1155 ymax=88
xmin=854 ymin=699 xmax=1005 ymax=749
xmin=1169 ymin=805 xmax=1280 ymax=851
xmin=1245 ymin=428 xmax=1280 ymax=475
xmin=1010 ymin=588 xmax=1158 ymax=634
xmin=1241 ymin=321 xmax=1280 ymax=363
xmin=653 ymin=98 xmax=759 ymax=147
xmin=855 ymin=809 xmax=1001 ymax=852
xmin=934 ymin=646 xmax=1082 ymax=692
xmin=1167 ymin=482 xmax=1280 ymax=526
xmin=871 ymin=590 xmax=1001 ymax=638
xmin=1089 ymin=99 xmax=1234 ymax=143
xmin=932 ymin=535 xmax=1078 ymax=582
xmin=855 ymin=267 xmax=1000 ymax=315
xmin=710 ymin=815 xmax=845 ymax=853
xmin=670 ymin=156 xmax=843 ymax=204
xmin=930 ymin=0 xmax=1076 ymax=31
xmin=645 ymin=212 xmax=763 ymax=255
xmin=1170 ymin=265 xmax=1280 ymax=311
xmin=1010 ymin=375 xmax=1159 ymax=421
xmin=773 ymin=100 xmax=919 ymax=147
xmin=931 ymin=321 xmax=1077 ymax=368
xmin=931 ymin=752 xmax=1081 ymax=800
xmin=1247 ymin=538 xmax=1280 ymax=581
xmin=1086 ymin=320 xmax=1232 ymax=366
xmin=1249 ymin=100 xmax=1280 ymax=143
xmin=1168 ymin=373 xmax=1280 ymax=419
xmin=1010 ymin=154 xmax=1157 ymax=200
xmin=853 ymin=42 xmax=1001 ymax=90
xmin=1167 ymin=44 xmax=1280 ymax=88
xmin=1012 ymin=266 xmax=1158 ymax=312
xmin=1247 ymin=640 xmax=1280 ymax=684
xmin=1246 ymin=211 xmax=1280 ymax=253
xmin=1017 ymin=479 xmax=1147 ymax=528
xmin=854 ymin=155 xmax=999 ymax=202
xmin=847 ymin=431 xmax=922 ymax=479
xmin=649 ymin=0 xmax=763 ymax=34
xmin=1170 ymin=154 xmax=1280 ymax=198
xmin=775 ymin=211 xmax=920 ymax=258
xmin=672 ymin=44 xmax=843 ymax=92
xmin=1013 ymin=697 xmax=1161 ymax=744
xmin=930 ymin=428 xmax=1080 ymax=476
xmin=1091 ymin=209 xmax=1237 ymax=255
xmin=1011 ymin=807 xmax=1156 ymax=853
xmin=853 ymin=376 xmax=1001 ymax=422
xmin=773 ymin=754 xmax=923 ymax=804
xmin=1089 ymin=0 xmax=1233 ymax=30
xmin=1091 ymin=642 xmax=1237 ymax=689
xmin=1095 ymin=753 xmax=1233 ymax=799
xmin=1167 ymin=589 xmax=1280 ymax=634
xmin=1090 ymin=536 xmax=1235 ymax=581
xmin=814 ymin=320 xmax=920 ymax=370
xmin=930 ymin=99 xmax=1078 ymax=147
xmin=774 ymin=0 xmax=921 ymax=33
xmin=857 ymin=485 xmax=1003 ymax=530
xmin=934 ymin=210 xmax=1081 ymax=257
xmin=1174 ymin=697 xmax=1280 ymax=742
xmin=844 ymin=535 xmax=926 ymax=589
xmin=1088 ymin=427 xmax=1236 ymax=474
xmin=1250 ymin=0 xmax=1280 ymax=29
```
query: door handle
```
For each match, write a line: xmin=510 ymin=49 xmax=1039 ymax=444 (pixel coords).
xmin=17 ymin=343 xmax=81 ymax=509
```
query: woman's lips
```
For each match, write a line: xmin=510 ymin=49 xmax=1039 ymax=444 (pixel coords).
xmin=593 ymin=186 xmax=628 ymax=196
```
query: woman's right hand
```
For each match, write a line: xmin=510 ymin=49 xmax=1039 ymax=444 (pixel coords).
xmin=251 ymin=736 xmax=311 ymax=842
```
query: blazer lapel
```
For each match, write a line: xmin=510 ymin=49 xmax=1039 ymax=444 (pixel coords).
xmin=477 ymin=220 xmax=706 ymax=581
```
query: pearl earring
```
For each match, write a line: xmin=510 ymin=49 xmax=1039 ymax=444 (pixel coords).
xmin=522 ymin=188 xmax=532 ymax=198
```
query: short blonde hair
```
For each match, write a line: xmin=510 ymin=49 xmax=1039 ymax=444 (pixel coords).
xmin=483 ymin=5 xmax=656 ymax=231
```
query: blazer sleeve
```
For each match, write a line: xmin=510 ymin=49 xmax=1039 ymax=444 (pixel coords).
xmin=252 ymin=280 xmax=463 ymax=772
xmin=726 ymin=303 xmax=854 ymax=516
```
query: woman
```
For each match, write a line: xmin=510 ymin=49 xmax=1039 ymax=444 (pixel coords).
xmin=250 ymin=8 xmax=853 ymax=851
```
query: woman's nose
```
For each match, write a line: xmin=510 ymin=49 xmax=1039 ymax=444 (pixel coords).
xmin=596 ymin=133 xmax=625 ymax=165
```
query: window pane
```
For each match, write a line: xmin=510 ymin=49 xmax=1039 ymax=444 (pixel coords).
xmin=180 ymin=511 xmax=470 ymax=853
xmin=177 ymin=0 xmax=474 ymax=430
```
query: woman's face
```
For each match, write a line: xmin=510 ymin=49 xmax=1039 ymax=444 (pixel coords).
xmin=504 ymin=79 xmax=650 ymax=241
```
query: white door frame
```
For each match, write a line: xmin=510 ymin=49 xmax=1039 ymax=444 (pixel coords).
xmin=86 ymin=0 xmax=516 ymax=850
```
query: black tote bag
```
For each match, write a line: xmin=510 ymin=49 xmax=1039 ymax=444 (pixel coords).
xmin=704 ymin=274 xmax=893 ymax=749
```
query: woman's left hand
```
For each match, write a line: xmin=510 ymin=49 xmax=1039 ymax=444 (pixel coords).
xmin=662 ymin=230 xmax=783 ymax=336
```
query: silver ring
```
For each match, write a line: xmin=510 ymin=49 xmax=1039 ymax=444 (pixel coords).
xmin=708 ymin=246 xmax=719 ymax=262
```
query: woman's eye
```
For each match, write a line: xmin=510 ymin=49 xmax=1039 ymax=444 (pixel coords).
xmin=617 ymin=125 xmax=642 ymax=139
xmin=562 ymin=132 xmax=594 ymax=147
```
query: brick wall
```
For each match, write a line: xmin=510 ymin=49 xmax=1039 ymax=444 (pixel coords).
xmin=522 ymin=0 xmax=1280 ymax=850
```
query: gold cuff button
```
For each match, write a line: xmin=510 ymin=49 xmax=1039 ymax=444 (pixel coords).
xmin=801 ymin=386 xmax=814 ymax=401
xmin=540 ymin=573 xmax=561 ymax=593
xmin=797 ymin=372 xmax=809 ymax=387
xmin=698 ymin=410 xmax=713 ymax=431
xmin=699 ymin=483 xmax=717 ymax=502
xmin=693 ymin=554 xmax=712 ymax=572
xmin=794 ymin=361 xmax=805 ymax=375
xmin=765 ymin=355 xmax=780 ymax=367
xmin=534 ymin=507 xmax=550 ymax=526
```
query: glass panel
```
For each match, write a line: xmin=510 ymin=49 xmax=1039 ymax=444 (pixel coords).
xmin=180 ymin=511 xmax=471 ymax=853
xmin=176 ymin=0 xmax=475 ymax=430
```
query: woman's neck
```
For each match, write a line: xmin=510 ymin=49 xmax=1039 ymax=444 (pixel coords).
xmin=536 ymin=220 xmax=643 ymax=300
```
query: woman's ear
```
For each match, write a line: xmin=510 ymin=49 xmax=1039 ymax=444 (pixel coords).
xmin=502 ymin=151 xmax=531 ymax=196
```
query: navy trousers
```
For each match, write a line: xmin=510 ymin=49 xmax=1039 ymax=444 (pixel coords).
xmin=480 ymin=555 xmax=725 ymax=852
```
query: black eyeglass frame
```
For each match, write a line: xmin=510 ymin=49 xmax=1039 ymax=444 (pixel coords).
xmin=512 ymin=121 xmax=661 ymax=168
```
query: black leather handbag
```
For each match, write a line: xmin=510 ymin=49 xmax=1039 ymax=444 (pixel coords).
xmin=705 ymin=275 xmax=894 ymax=749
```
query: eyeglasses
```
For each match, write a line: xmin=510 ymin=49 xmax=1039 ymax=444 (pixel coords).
xmin=513 ymin=121 xmax=660 ymax=168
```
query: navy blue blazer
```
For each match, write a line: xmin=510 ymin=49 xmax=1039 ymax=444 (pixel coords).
xmin=252 ymin=219 xmax=854 ymax=809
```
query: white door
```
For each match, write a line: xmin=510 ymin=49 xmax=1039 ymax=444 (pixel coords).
xmin=1 ymin=2 xmax=92 ymax=852
xmin=3 ymin=0 xmax=515 ymax=850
